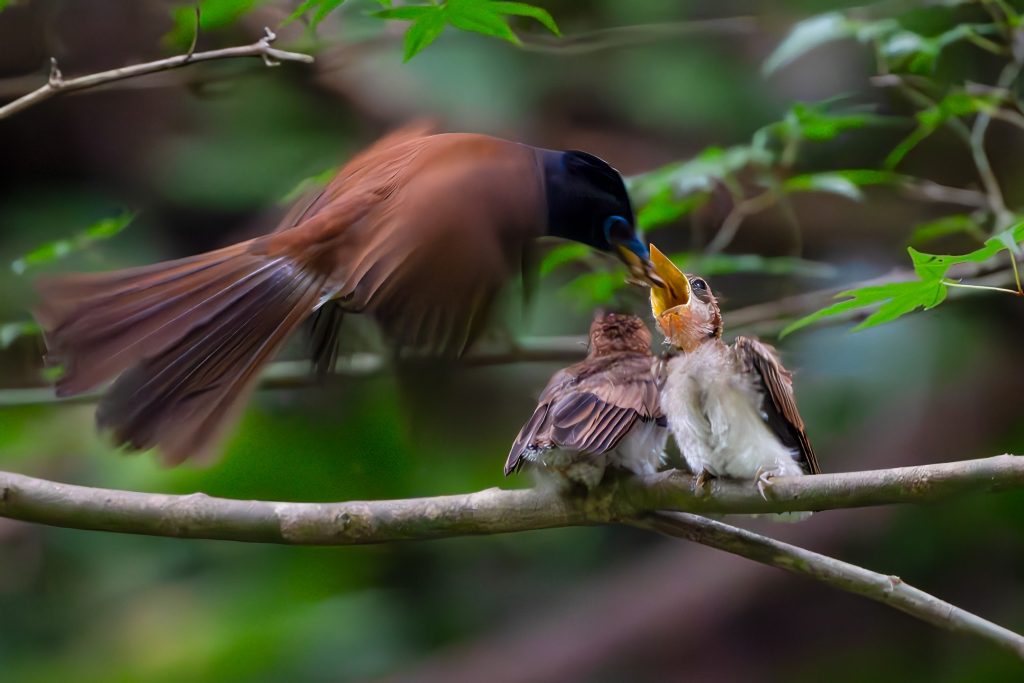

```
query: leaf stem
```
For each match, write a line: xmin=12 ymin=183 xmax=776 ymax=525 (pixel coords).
xmin=943 ymin=280 xmax=1023 ymax=296
xmin=1009 ymin=250 xmax=1023 ymax=295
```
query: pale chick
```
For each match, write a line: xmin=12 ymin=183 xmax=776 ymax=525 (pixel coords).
xmin=505 ymin=313 xmax=667 ymax=489
xmin=648 ymin=245 xmax=819 ymax=520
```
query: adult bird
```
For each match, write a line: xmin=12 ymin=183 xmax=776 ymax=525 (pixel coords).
xmin=34 ymin=124 xmax=659 ymax=464
xmin=647 ymin=245 xmax=819 ymax=515
xmin=505 ymin=312 xmax=667 ymax=489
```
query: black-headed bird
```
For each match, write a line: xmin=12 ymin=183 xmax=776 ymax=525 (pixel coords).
xmin=505 ymin=313 xmax=667 ymax=489
xmin=647 ymin=245 xmax=819 ymax=516
xmin=33 ymin=124 xmax=659 ymax=464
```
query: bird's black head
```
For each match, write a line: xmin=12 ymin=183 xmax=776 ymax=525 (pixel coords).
xmin=541 ymin=150 xmax=659 ymax=286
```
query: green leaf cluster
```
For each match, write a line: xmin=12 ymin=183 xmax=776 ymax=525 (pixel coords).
xmin=782 ymin=222 xmax=1024 ymax=336
xmin=763 ymin=12 xmax=899 ymax=75
xmin=629 ymin=101 xmax=900 ymax=234
xmin=885 ymin=90 xmax=1005 ymax=168
xmin=373 ymin=0 xmax=560 ymax=61
xmin=764 ymin=6 xmax=1004 ymax=77
xmin=286 ymin=0 xmax=349 ymax=28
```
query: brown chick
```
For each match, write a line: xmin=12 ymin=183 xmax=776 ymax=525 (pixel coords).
xmin=505 ymin=313 xmax=667 ymax=489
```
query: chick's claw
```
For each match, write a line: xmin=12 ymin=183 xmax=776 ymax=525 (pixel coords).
xmin=755 ymin=467 xmax=776 ymax=502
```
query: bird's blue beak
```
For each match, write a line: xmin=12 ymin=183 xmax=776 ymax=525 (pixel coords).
xmin=604 ymin=216 xmax=663 ymax=287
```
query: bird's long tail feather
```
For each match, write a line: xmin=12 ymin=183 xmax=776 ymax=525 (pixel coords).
xmin=35 ymin=239 xmax=327 ymax=463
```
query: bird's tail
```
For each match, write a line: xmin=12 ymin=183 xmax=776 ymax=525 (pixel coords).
xmin=34 ymin=238 xmax=328 ymax=464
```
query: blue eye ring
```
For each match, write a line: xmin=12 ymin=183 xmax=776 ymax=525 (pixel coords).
xmin=603 ymin=215 xmax=632 ymax=244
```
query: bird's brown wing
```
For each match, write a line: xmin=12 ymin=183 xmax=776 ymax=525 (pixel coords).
xmin=326 ymin=134 xmax=547 ymax=356
xmin=274 ymin=120 xmax=439 ymax=233
xmin=269 ymin=122 xmax=441 ymax=371
xmin=505 ymin=368 xmax=572 ymax=474
xmin=504 ymin=354 xmax=662 ymax=474
xmin=733 ymin=336 xmax=820 ymax=474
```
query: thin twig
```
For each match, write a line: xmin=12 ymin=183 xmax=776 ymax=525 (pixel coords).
xmin=635 ymin=512 xmax=1024 ymax=660
xmin=517 ymin=17 xmax=758 ymax=55
xmin=0 ymin=27 xmax=314 ymax=120
xmin=705 ymin=190 xmax=777 ymax=254
xmin=1009 ymin=249 xmax=1023 ymax=294
xmin=899 ymin=179 xmax=990 ymax=208
xmin=970 ymin=60 xmax=1023 ymax=231
xmin=871 ymin=74 xmax=975 ymax=146
xmin=185 ymin=5 xmax=202 ymax=61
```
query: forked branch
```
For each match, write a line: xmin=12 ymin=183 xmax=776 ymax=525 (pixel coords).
xmin=1 ymin=455 xmax=1024 ymax=657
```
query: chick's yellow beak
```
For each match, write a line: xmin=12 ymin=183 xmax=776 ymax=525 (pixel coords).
xmin=648 ymin=243 xmax=691 ymax=318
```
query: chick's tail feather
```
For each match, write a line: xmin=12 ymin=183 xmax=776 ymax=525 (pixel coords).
xmin=34 ymin=238 xmax=328 ymax=464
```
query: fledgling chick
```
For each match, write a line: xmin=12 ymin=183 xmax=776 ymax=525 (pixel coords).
xmin=505 ymin=313 xmax=667 ymax=489
xmin=647 ymin=245 xmax=819 ymax=519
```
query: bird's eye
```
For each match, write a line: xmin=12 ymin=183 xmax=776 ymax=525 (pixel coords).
xmin=603 ymin=215 xmax=632 ymax=244
xmin=690 ymin=278 xmax=707 ymax=292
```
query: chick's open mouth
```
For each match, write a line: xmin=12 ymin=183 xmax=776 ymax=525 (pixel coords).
xmin=648 ymin=243 xmax=691 ymax=317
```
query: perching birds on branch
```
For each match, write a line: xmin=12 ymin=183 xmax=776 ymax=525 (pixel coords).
xmin=33 ymin=124 xmax=659 ymax=464
xmin=647 ymin=245 xmax=819 ymax=518
xmin=505 ymin=312 xmax=667 ymax=489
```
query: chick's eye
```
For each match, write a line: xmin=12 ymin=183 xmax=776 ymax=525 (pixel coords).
xmin=690 ymin=278 xmax=707 ymax=292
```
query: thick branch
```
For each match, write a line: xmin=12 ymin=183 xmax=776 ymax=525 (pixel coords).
xmin=0 ymin=470 xmax=598 ymax=544
xmin=1 ymin=455 xmax=1023 ymax=543
xmin=0 ymin=28 xmax=314 ymax=120
xmin=636 ymin=512 xmax=1024 ymax=659
xmin=3 ymin=455 xmax=1024 ymax=658
xmin=629 ymin=453 xmax=1024 ymax=514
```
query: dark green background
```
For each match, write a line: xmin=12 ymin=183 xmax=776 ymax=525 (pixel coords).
xmin=1 ymin=1 xmax=1023 ymax=681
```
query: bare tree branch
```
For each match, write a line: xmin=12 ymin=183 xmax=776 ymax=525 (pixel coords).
xmin=636 ymin=512 xmax=1024 ymax=659
xmin=2 ymin=454 xmax=1024 ymax=657
xmin=631 ymin=453 xmax=1024 ymax=514
xmin=0 ymin=27 xmax=314 ymax=120
xmin=1 ymin=455 xmax=1023 ymax=540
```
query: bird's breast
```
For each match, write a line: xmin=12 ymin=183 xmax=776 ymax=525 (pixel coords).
xmin=663 ymin=344 xmax=801 ymax=479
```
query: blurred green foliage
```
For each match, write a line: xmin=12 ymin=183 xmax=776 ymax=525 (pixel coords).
xmin=11 ymin=211 xmax=134 ymax=275
xmin=4 ymin=0 xmax=1024 ymax=681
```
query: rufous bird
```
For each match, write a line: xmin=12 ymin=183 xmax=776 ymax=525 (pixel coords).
xmin=505 ymin=312 xmax=667 ymax=489
xmin=34 ymin=124 xmax=660 ymax=464
xmin=647 ymin=245 xmax=819 ymax=516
